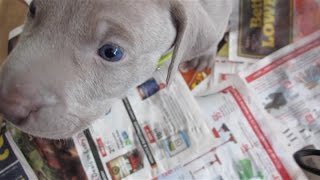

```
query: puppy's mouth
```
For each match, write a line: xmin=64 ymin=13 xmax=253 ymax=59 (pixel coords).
xmin=14 ymin=107 xmax=41 ymax=126
xmin=2 ymin=112 xmax=32 ymax=127
xmin=14 ymin=115 xmax=85 ymax=139
xmin=6 ymin=107 xmax=113 ymax=140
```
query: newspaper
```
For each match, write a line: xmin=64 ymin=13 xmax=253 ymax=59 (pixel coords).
xmin=229 ymin=0 xmax=320 ymax=63
xmin=0 ymin=126 xmax=37 ymax=180
xmin=213 ymin=61 xmax=251 ymax=85
xmin=157 ymin=76 xmax=311 ymax=180
xmin=192 ymin=59 xmax=252 ymax=97
xmin=181 ymin=68 xmax=211 ymax=90
xmin=73 ymin=71 xmax=215 ymax=180
xmin=239 ymin=31 xmax=320 ymax=145
xmin=163 ymin=30 xmax=320 ymax=180
xmin=24 ymin=0 xmax=32 ymax=5
xmin=8 ymin=127 xmax=88 ymax=180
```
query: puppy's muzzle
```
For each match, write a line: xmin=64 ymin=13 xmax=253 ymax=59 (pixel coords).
xmin=0 ymin=88 xmax=40 ymax=126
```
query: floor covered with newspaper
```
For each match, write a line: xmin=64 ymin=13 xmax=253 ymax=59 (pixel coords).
xmin=1 ymin=0 xmax=320 ymax=180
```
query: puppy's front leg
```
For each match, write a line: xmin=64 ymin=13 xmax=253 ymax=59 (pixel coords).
xmin=179 ymin=31 xmax=229 ymax=72
xmin=179 ymin=48 xmax=217 ymax=72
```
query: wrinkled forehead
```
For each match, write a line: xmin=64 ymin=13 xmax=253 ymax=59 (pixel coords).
xmin=32 ymin=0 xmax=162 ymax=43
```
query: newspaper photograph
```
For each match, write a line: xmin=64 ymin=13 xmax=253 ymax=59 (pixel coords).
xmin=8 ymin=127 xmax=87 ymax=180
xmin=0 ymin=130 xmax=37 ymax=180
xmin=229 ymin=0 xmax=320 ymax=63
xmin=181 ymin=68 xmax=211 ymax=90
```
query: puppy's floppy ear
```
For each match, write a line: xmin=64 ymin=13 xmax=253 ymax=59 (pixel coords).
xmin=166 ymin=0 xmax=231 ymax=85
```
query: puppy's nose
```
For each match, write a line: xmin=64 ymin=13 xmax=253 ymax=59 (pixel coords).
xmin=0 ymin=93 xmax=34 ymax=125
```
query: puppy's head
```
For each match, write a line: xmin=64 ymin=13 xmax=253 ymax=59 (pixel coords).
xmin=0 ymin=0 xmax=231 ymax=139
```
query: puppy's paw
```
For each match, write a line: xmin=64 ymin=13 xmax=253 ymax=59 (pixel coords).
xmin=179 ymin=54 xmax=214 ymax=72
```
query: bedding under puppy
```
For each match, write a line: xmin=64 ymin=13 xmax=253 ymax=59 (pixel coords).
xmin=0 ymin=0 xmax=232 ymax=139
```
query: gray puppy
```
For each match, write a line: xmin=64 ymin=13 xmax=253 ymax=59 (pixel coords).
xmin=0 ymin=0 xmax=232 ymax=139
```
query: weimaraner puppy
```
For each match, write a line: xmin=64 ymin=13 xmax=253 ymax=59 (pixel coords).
xmin=0 ymin=0 xmax=232 ymax=139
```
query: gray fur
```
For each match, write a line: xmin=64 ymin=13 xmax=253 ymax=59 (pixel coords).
xmin=0 ymin=0 xmax=232 ymax=139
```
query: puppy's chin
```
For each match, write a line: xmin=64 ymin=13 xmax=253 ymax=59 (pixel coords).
xmin=9 ymin=106 xmax=112 ymax=140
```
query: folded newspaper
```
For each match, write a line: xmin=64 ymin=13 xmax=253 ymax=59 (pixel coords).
xmin=0 ymin=129 xmax=37 ymax=179
xmin=229 ymin=0 xmax=320 ymax=63
xmin=193 ymin=31 xmax=320 ymax=179
xmin=157 ymin=76 xmax=309 ymax=180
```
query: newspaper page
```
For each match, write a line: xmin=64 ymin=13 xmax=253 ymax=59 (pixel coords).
xmin=229 ymin=0 xmax=320 ymax=63
xmin=24 ymin=0 xmax=32 ymax=5
xmin=213 ymin=61 xmax=251 ymax=85
xmin=0 ymin=129 xmax=37 ymax=180
xmin=73 ymin=72 xmax=215 ymax=180
xmin=157 ymin=77 xmax=309 ymax=180
xmin=8 ymin=127 xmax=89 ymax=180
xmin=181 ymin=68 xmax=211 ymax=90
xmin=239 ymin=31 xmax=320 ymax=148
xmin=181 ymin=31 xmax=230 ymax=91
xmin=192 ymin=60 xmax=252 ymax=97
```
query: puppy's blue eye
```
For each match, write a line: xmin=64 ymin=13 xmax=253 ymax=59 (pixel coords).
xmin=98 ymin=44 xmax=124 ymax=62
